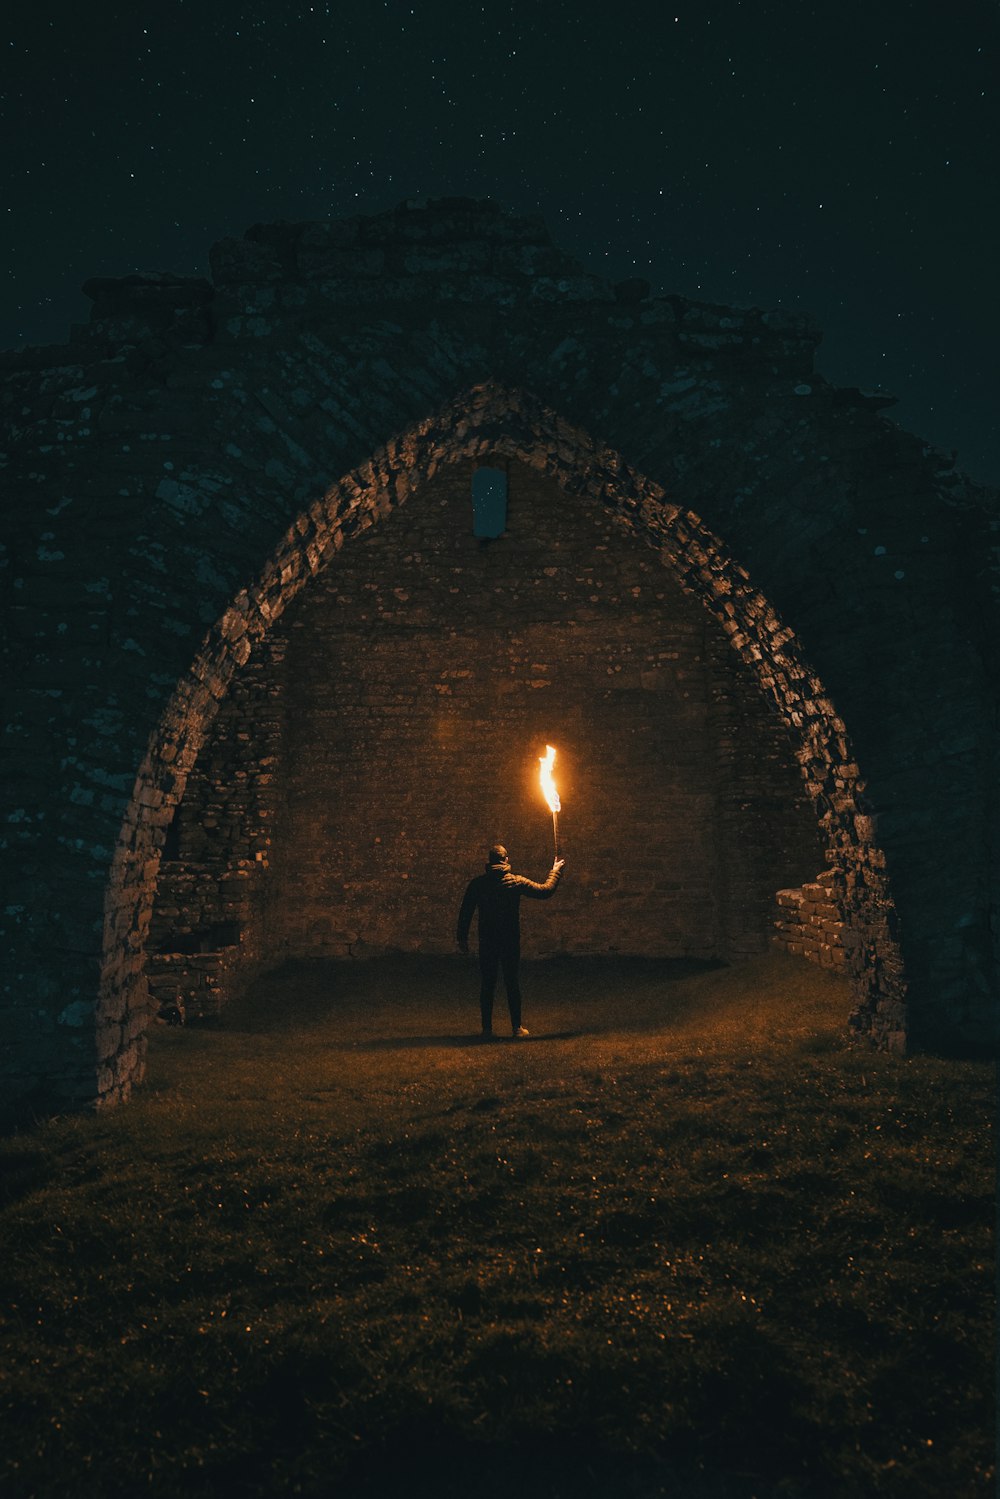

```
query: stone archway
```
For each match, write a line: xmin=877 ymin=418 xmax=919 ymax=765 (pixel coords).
xmin=97 ymin=383 xmax=904 ymax=1107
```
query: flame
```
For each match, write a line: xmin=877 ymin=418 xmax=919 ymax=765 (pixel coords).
xmin=539 ymin=744 xmax=561 ymax=813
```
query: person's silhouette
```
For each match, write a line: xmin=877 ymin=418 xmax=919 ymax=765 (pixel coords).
xmin=456 ymin=844 xmax=565 ymax=1039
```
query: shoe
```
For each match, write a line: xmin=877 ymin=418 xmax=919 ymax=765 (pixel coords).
xmin=480 ymin=1031 xmax=496 ymax=1042
xmin=513 ymin=1027 xmax=530 ymax=1039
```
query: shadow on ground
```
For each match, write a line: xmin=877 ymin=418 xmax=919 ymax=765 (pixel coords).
xmin=153 ymin=951 xmax=858 ymax=1116
xmin=219 ymin=953 xmax=728 ymax=1043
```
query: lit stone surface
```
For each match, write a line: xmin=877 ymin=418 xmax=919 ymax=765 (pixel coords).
xmin=147 ymin=458 xmax=826 ymax=1011
xmin=1 ymin=199 xmax=996 ymax=1118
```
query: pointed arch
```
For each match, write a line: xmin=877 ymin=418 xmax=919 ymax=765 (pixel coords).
xmin=99 ymin=383 xmax=905 ymax=1103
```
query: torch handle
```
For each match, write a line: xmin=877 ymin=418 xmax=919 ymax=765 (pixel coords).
xmin=552 ymin=810 xmax=560 ymax=860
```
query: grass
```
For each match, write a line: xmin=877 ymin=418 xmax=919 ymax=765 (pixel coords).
xmin=0 ymin=952 xmax=994 ymax=1498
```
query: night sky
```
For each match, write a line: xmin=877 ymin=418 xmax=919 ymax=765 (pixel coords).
xmin=5 ymin=1 xmax=998 ymax=485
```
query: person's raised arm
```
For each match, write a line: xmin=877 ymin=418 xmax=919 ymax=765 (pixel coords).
xmin=518 ymin=858 xmax=565 ymax=899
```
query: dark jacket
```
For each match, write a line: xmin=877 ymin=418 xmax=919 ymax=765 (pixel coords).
xmin=457 ymin=859 xmax=563 ymax=951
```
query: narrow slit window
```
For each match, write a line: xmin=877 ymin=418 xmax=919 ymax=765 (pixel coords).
xmin=472 ymin=466 xmax=508 ymax=538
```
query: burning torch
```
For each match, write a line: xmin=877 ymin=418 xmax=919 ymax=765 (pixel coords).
xmin=539 ymin=744 xmax=561 ymax=859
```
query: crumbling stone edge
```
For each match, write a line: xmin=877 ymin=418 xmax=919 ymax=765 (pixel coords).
xmin=94 ymin=380 xmax=905 ymax=1109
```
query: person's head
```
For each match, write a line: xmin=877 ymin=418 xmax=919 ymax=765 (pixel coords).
xmin=487 ymin=844 xmax=508 ymax=866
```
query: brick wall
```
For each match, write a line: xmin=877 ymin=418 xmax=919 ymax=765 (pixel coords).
xmin=772 ymin=869 xmax=848 ymax=972
xmin=145 ymin=640 xmax=285 ymax=1018
xmin=149 ymin=458 xmax=825 ymax=993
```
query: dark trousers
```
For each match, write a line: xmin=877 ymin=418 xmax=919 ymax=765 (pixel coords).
xmin=479 ymin=942 xmax=522 ymax=1033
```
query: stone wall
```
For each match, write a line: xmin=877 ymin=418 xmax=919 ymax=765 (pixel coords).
xmin=148 ymin=459 xmax=824 ymax=985
xmin=2 ymin=198 xmax=996 ymax=1119
xmin=772 ymin=870 xmax=848 ymax=972
xmin=145 ymin=639 xmax=286 ymax=1019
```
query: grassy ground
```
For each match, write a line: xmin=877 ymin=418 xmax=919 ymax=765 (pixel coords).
xmin=0 ymin=952 xmax=994 ymax=1499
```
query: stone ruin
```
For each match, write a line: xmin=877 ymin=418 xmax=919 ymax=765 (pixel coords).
xmin=1 ymin=197 xmax=996 ymax=1121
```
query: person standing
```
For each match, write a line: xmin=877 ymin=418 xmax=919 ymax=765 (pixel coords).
xmin=456 ymin=844 xmax=565 ymax=1039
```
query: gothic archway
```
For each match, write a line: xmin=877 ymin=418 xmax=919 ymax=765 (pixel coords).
xmin=99 ymin=384 xmax=904 ymax=1105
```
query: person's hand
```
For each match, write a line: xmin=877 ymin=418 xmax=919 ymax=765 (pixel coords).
xmin=553 ymin=857 xmax=566 ymax=873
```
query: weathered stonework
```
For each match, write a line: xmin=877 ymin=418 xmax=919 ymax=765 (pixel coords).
xmin=2 ymin=198 xmax=996 ymax=1120
xmin=146 ymin=458 xmax=826 ymax=998
xmin=145 ymin=637 xmax=283 ymax=1019
xmin=772 ymin=870 xmax=848 ymax=973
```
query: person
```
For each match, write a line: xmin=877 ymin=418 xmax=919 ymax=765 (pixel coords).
xmin=456 ymin=844 xmax=565 ymax=1039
